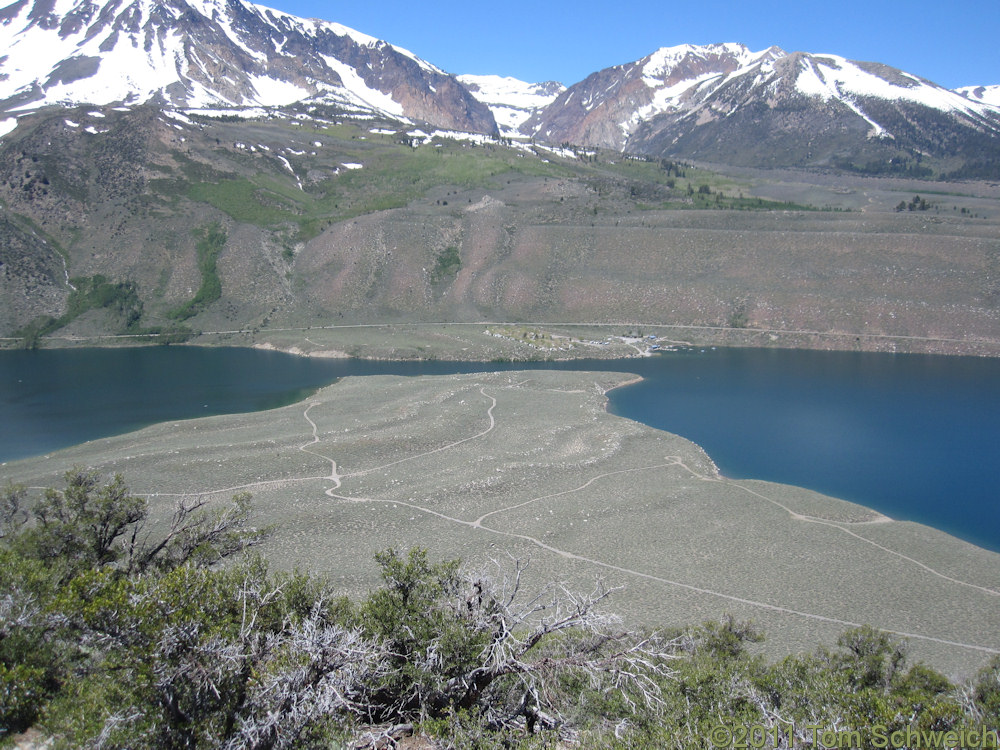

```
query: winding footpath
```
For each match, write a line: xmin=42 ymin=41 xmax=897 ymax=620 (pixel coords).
xmin=312 ymin=386 xmax=1000 ymax=656
xmin=136 ymin=381 xmax=999 ymax=657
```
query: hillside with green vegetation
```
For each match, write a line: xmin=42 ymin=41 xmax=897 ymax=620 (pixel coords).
xmin=2 ymin=470 xmax=998 ymax=749
xmin=2 ymin=104 xmax=999 ymax=356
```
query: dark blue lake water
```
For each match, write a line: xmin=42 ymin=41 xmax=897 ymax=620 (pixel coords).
xmin=1 ymin=346 xmax=998 ymax=552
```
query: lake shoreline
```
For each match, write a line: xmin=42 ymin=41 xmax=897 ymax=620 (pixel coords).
xmin=4 ymin=367 xmax=997 ymax=677
xmin=6 ymin=318 xmax=1000 ymax=360
xmin=3 ymin=345 xmax=999 ymax=554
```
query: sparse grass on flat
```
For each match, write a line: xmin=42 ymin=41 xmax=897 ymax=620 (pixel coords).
xmin=5 ymin=370 xmax=998 ymax=678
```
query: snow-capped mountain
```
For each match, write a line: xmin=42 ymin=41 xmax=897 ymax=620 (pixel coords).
xmin=0 ymin=0 xmax=998 ymax=172
xmin=0 ymin=0 xmax=496 ymax=132
xmin=957 ymin=85 xmax=1000 ymax=108
xmin=456 ymin=74 xmax=564 ymax=135
xmin=522 ymin=43 xmax=779 ymax=149
xmin=524 ymin=43 xmax=1000 ymax=168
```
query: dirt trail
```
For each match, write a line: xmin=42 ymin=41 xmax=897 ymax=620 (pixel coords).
xmin=309 ymin=387 xmax=1000 ymax=655
xmin=129 ymin=381 xmax=999 ymax=656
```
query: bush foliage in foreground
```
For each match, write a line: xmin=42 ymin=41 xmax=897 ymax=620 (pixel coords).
xmin=0 ymin=471 xmax=998 ymax=749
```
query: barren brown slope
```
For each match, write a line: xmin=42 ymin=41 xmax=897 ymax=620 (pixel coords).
xmin=289 ymin=179 xmax=1000 ymax=355
xmin=2 ymin=110 xmax=999 ymax=356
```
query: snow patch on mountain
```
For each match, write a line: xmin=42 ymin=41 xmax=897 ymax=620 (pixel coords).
xmin=247 ymin=76 xmax=311 ymax=105
xmin=629 ymin=44 xmax=993 ymax=138
xmin=458 ymin=75 xmax=564 ymax=110
xmin=957 ymin=85 xmax=1000 ymax=107
xmin=792 ymin=54 xmax=988 ymax=119
xmin=317 ymin=55 xmax=403 ymax=116
xmin=642 ymin=43 xmax=759 ymax=81
xmin=634 ymin=72 xmax=716 ymax=120
xmin=793 ymin=57 xmax=886 ymax=137
xmin=0 ymin=0 xmax=488 ymax=132
xmin=0 ymin=0 xmax=225 ymax=108
xmin=0 ymin=119 xmax=20 ymax=139
xmin=614 ymin=44 xmax=779 ymax=143
xmin=458 ymin=74 xmax=564 ymax=133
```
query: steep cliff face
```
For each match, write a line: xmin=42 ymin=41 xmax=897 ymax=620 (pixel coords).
xmin=0 ymin=215 xmax=69 ymax=334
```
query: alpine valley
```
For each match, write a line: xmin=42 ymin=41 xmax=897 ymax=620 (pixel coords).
xmin=1 ymin=0 xmax=999 ymax=353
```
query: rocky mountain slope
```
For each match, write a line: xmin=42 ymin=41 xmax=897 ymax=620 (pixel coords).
xmin=1 ymin=2 xmax=999 ymax=353
xmin=523 ymin=43 xmax=779 ymax=150
xmin=2 ymin=0 xmax=999 ymax=174
xmin=0 ymin=0 xmax=496 ymax=132
xmin=1 ymin=104 xmax=998 ymax=355
xmin=523 ymin=43 xmax=1000 ymax=174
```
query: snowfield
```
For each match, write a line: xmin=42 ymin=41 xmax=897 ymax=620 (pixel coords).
xmin=458 ymin=74 xmax=564 ymax=132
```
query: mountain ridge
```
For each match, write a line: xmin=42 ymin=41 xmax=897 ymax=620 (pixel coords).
xmin=0 ymin=0 xmax=497 ymax=133
xmin=517 ymin=42 xmax=1000 ymax=172
xmin=2 ymin=0 xmax=998 ymax=172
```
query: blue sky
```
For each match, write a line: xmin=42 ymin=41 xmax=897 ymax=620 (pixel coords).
xmin=266 ymin=0 xmax=998 ymax=90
